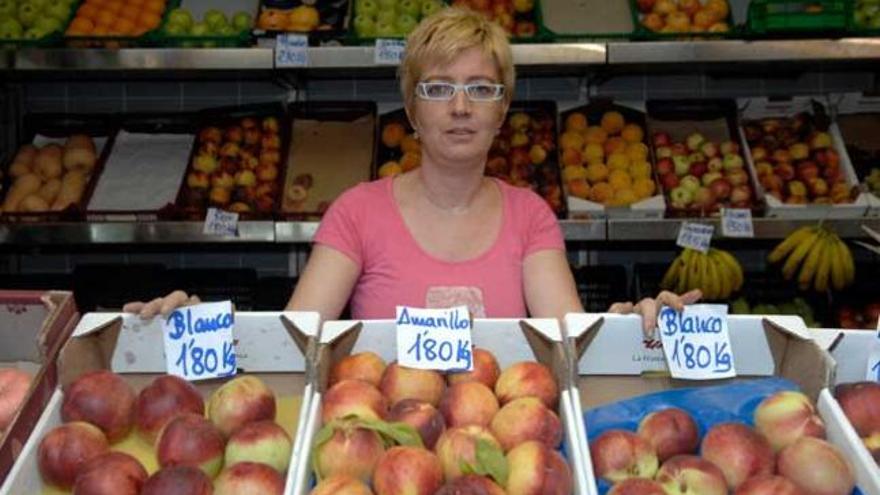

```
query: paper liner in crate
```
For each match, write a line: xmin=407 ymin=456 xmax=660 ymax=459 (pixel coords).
xmin=831 ymin=92 xmax=880 ymax=217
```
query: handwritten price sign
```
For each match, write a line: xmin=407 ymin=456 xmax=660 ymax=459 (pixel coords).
xmin=721 ymin=208 xmax=755 ymax=238
xmin=275 ymin=34 xmax=309 ymax=68
xmin=657 ymin=304 xmax=736 ymax=380
xmin=203 ymin=208 xmax=238 ymax=237
xmin=676 ymin=222 xmax=714 ymax=253
xmin=396 ymin=305 xmax=473 ymax=372
xmin=374 ymin=39 xmax=406 ymax=65
xmin=163 ymin=301 xmax=237 ymax=381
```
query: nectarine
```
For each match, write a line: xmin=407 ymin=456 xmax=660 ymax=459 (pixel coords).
xmin=490 ymin=397 xmax=562 ymax=452
xmin=61 ymin=370 xmax=136 ymax=443
xmin=310 ymin=474 xmax=374 ymax=495
xmin=373 ymin=446 xmax=444 ymax=495
xmin=225 ymin=420 xmax=292 ymax=473
xmin=314 ymin=420 xmax=385 ymax=483
xmin=495 ymin=361 xmax=558 ymax=409
xmin=0 ymin=368 xmax=31 ymax=431
xmin=72 ymin=452 xmax=147 ymax=495
xmin=439 ymin=381 xmax=499 ymax=428
xmin=157 ymin=413 xmax=226 ymax=478
xmin=207 ymin=375 xmax=276 ymax=438
xmin=380 ymin=363 xmax=446 ymax=407
xmin=214 ymin=461 xmax=284 ymax=495
xmin=589 ymin=429 xmax=658 ymax=483
xmin=134 ymin=375 xmax=204 ymax=443
xmin=447 ymin=348 xmax=500 ymax=389
xmin=655 ymin=455 xmax=727 ymax=495
xmin=777 ymin=437 xmax=854 ymax=495
xmin=435 ymin=425 xmax=504 ymax=482
xmin=701 ymin=423 xmax=774 ymax=490
xmin=322 ymin=379 xmax=388 ymax=423
xmin=330 ymin=352 xmax=387 ymax=388
xmin=506 ymin=440 xmax=572 ymax=495
xmin=754 ymin=391 xmax=826 ymax=452
xmin=388 ymin=399 xmax=445 ymax=450
xmin=38 ymin=421 xmax=109 ymax=489
xmin=140 ymin=466 xmax=213 ymax=495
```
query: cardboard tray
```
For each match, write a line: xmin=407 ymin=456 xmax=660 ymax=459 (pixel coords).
xmin=290 ymin=318 xmax=590 ymax=495
xmin=832 ymin=92 xmax=880 ymax=217
xmin=0 ymin=291 xmax=79 ymax=487
xmin=63 ymin=0 xmax=177 ymax=48
xmin=0 ymin=310 xmax=321 ymax=494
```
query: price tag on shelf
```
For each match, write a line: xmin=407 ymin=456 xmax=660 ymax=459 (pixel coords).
xmin=374 ymin=39 xmax=406 ymax=65
xmin=721 ymin=208 xmax=754 ymax=238
xmin=203 ymin=208 xmax=238 ymax=237
xmin=657 ymin=304 xmax=736 ymax=380
xmin=396 ymin=305 xmax=473 ymax=372
xmin=275 ymin=34 xmax=309 ymax=68
xmin=676 ymin=222 xmax=714 ymax=253
xmin=163 ymin=301 xmax=237 ymax=381
xmin=865 ymin=320 xmax=880 ymax=382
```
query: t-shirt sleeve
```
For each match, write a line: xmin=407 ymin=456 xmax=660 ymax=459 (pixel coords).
xmin=522 ymin=190 xmax=564 ymax=256
xmin=313 ymin=186 xmax=366 ymax=266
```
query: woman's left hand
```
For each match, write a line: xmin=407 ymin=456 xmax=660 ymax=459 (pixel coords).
xmin=608 ymin=289 xmax=703 ymax=337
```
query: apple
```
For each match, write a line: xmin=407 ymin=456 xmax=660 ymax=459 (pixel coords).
xmin=38 ymin=422 xmax=109 ymax=489
xmin=0 ymin=368 xmax=31 ymax=431
xmin=61 ymin=370 xmax=136 ymax=443
xmin=655 ymin=455 xmax=727 ymax=495
xmin=141 ymin=466 xmax=213 ymax=495
xmin=722 ymin=154 xmax=744 ymax=171
xmin=720 ymin=141 xmax=740 ymax=155
xmin=686 ymin=132 xmax=706 ymax=152
xmin=700 ymin=141 xmax=719 ymax=158
xmin=399 ymin=0 xmax=421 ymax=16
xmin=225 ymin=420 xmax=292 ymax=473
xmin=637 ymin=407 xmax=699 ymax=462
xmin=701 ymin=423 xmax=774 ymax=490
xmin=810 ymin=132 xmax=833 ymax=149
xmin=726 ymin=168 xmax=749 ymax=187
xmin=709 ymin=178 xmax=733 ymax=201
xmin=778 ymin=437 xmax=854 ymax=495
xmin=680 ymin=175 xmax=701 ymax=193
xmin=671 ymin=143 xmax=689 ymax=156
xmin=653 ymin=132 xmax=672 ymax=147
xmin=204 ymin=9 xmax=228 ymax=32
xmin=673 ymin=156 xmax=692 ymax=177
xmin=656 ymin=157 xmax=674 ymax=176
xmin=208 ymin=375 xmax=276 ymax=438
xmin=689 ymin=161 xmax=708 ymax=178
xmin=730 ymin=185 xmax=752 ymax=204
xmin=389 ymin=399 xmax=445 ymax=450
xmin=636 ymin=0 xmax=658 ymax=13
xmin=395 ymin=14 xmax=418 ymax=34
xmin=134 ymin=375 xmax=204 ymax=443
xmin=589 ymin=429 xmax=658 ymax=483
xmin=669 ymin=186 xmax=694 ymax=208
xmin=494 ymin=361 xmax=558 ymax=409
xmin=0 ymin=0 xmax=15 ymax=17
xmin=167 ymin=9 xmax=194 ymax=30
xmin=702 ymin=171 xmax=723 ymax=187
xmin=232 ymin=12 xmax=253 ymax=32
xmin=157 ymin=413 xmax=226 ymax=478
xmin=656 ymin=146 xmax=673 ymax=159
xmin=214 ymin=462 xmax=284 ymax=495
xmin=807 ymin=177 xmax=829 ymax=197
xmin=796 ymin=161 xmax=820 ymax=183
xmin=661 ymin=173 xmax=680 ymax=192
xmin=421 ymin=0 xmax=443 ymax=17
xmin=72 ymin=452 xmax=147 ymax=495
xmin=17 ymin=3 xmax=38 ymax=28
xmin=0 ymin=17 xmax=24 ymax=39
xmin=358 ymin=0 xmax=380 ymax=16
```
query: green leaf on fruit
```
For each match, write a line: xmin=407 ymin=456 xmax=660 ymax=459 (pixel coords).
xmin=358 ymin=418 xmax=424 ymax=448
xmin=474 ymin=438 xmax=509 ymax=486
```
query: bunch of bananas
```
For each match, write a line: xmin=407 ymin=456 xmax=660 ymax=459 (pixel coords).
xmin=660 ymin=248 xmax=744 ymax=300
xmin=767 ymin=225 xmax=854 ymax=292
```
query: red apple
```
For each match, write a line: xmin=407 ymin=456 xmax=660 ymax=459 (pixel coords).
xmin=72 ymin=452 xmax=148 ymax=495
xmin=373 ymin=446 xmax=444 ymax=495
xmin=726 ymin=168 xmax=749 ymax=187
xmin=656 ymin=157 xmax=674 ymax=176
xmin=0 ymin=368 xmax=31 ymax=431
xmin=388 ymin=399 xmax=445 ymax=450
xmin=636 ymin=0 xmax=657 ymax=13
xmin=38 ymin=422 xmax=109 ymax=489
xmin=62 ymin=370 xmax=136 ymax=443
xmin=157 ymin=413 xmax=226 ymax=478
xmin=653 ymin=132 xmax=672 ymax=147
xmin=661 ymin=173 xmax=680 ymax=191
xmin=207 ymin=375 xmax=276 ymax=438
xmin=134 ymin=375 xmax=205 ymax=443
xmin=447 ymin=348 xmax=501 ymax=389
xmin=655 ymin=455 xmax=727 ymax=495
xmin=330 ymin=352 xmax=387 ymax=388
xmin=141 ymin=466 xmax=213 ymax=495
xmin=214 ymin=462 xmax=284 ymax=495
xmin=730 ymin=185 xmax=752 ymax=204
xmin=589 ymin=429 xmax=659 ymax=483
xmin=701 ymin=423 xmax=774 ymax=490
xmin=637 ymin=407 xmax=699 ymax=462
xmin=775 ymin=162 xmax=796 ymax=181
xmin=734 ymin=475 xmax=806 ymax=495
xmin=689 ymin=161 xmax=708 ymax=178
xmin=777 ymin=437 xmax=854 ymax=495
xmin=709 ymin=178 xmax=732 ymax=201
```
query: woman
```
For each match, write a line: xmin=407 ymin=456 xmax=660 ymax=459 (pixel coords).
xmin=126 ymin=8 xmax=699 ymax=333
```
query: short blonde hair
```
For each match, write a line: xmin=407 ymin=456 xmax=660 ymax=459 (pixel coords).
xmin=399 ymin=7 xmax=515 ymax=113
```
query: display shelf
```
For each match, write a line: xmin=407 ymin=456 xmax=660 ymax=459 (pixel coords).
xmin=0 ymin=221 xmax=275 ymax=245
xmin=275 ymin=221 xmax=320 ymax=243
xmin=607 ymin=217 xmax=880 ymax=241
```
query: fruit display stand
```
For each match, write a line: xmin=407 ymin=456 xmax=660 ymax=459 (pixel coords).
xmin=0 ymin=310 xmax=320 ymax=494
xmin=832 ymin=92 xmax=880 ymax=217
xmin=0 ymin=290 xmax=78 ymax=486
xmin=564 ymin=312 xmax=875 ymax=495
xmin=154 ymin=0 xmax=258 ymax=48
xmin=292 ymin=318 xmax=589 ymax=494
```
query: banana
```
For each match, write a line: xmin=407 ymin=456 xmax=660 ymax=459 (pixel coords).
xmin=688 ymin=249 xmax=703 ymax=294
xmin=797 ymin=230 xmax=826 ymax=288
xmin=697 ymin=252 xmax=713 ymax=299
xmin=781 ymin=229 xmax=822 ymax=280
xmin=660 ymin=255 xmax=682 ymax=290
xmin=768 ymin=226 xmax=816 ymax=264
xmin=814 ymin=237 xmax=833 ymax=293
xmin=829 ymin=236 xmax=847 ymax=291
xmin=705 ymin=252 xmax=722 ymax=300
xmin=710 ymin=250 xmax=732 ymax=299
xmin=838 ymin=237 xmax=855 ymax=286
xmin=714 ymin=248 xmax=744 ymax=292
xmin=676 ymin=250 xmax=690 ymax=295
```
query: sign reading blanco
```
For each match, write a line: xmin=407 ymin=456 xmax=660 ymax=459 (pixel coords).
xmin=396 ymin=305 xmax=473 ymax=372
xmin=163 ymin=301 xmax=237 ymax=381
xmin=865 ymin=320 xmax=880 ymax=382
xmin=657 ymin=304 xmax=736 ymax=380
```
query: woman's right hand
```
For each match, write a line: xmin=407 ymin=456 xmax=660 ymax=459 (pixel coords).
xmin=122 ymin=290 xmax=201 ymax=319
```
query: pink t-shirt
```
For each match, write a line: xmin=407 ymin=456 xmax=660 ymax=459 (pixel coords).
xmin=313 ymin=177 xmax=564 ymax=319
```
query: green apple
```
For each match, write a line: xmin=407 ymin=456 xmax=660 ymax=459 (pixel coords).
xmin=168 ymin=8 xmax=194 ymax=29
xmin=357 ymin=0 xmax=379 ymax=16
xmin=164 ymin=22 xmax=188 ymax=36
xmin=0 ymin=0 xmax=15 ymax=17
xmin=17 ymin=3 xmax=39 ymax=28
xmin=421 ymin=0 xmax=443 ymax=17
xmin=218 ymin=24 xmax=236 ymax=36
xmin=190 ymin=21 xmax=209 ymax=36
xmin=399 ymin=0 xmax=419 ymax=17
xmin=377 ymin=9 xmax=396 ymax=25
xmin=231 ymin=11 xmax=252 ymax=32
xmin=378 ymin=0 xmax=398 ymax=13
xmin=353 ymin=14 xmax=376 ymax=36
xmin=203 ymin=9 xmax=228 ymax=31
xmin=23 ymin=27 xmax=45 ymax=39
xmin=46 ymin=3 xmax=70 ymax=22
xmin=395 ymin=13 xmax=417 ymax=34
xmin=34 ymin=16 xmax=61 ymax=33
xmin=870 ymin=13 xmax=880 ymax=28
xmin=375 ymin=20 xmax=396 ymax=36
xmin=0 ymin=17 xmax=22 ymax=39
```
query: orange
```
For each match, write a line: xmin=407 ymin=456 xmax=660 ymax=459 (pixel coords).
xmin=564 ymin=112 xmax=588 ymax=132
xmin=621 ymin=123 xmax=644 ymax=144
xmin=633 ymin=178 xmax=656 ymax=199
xmin=103 ymin=0 xmax=123 ymax=15
xmin=77 ymin=3 xmax=100 ymax=20
xmin=607 ymin=152 xmax=630 ymax=171
xmin=590 ymin=182 xmax=614 ymax=204
xmin=144 ymin=0 xmax=166 ymax=15
xmin=583 ymin=126 xmax=608 ymax=145
xmin=585 ymin=162 xmax=609 ymax=184
xmin=128 ymin=0 xmax=146 ymax=5
xmin=582 ymin=143 xmax=604 ymax=164
xmin=112 ymin=17 xmax=136 ymax=35
xmin=68 ymin=17 xmax=95 ymax=34
xmin=137 ymin=11 xmax=162 ymax=29
xmin=608 ymin=169 xmax=632 ymax=191
xmin=92 ymin=24 xmax=111 ymax=35
xmin=378 ymin=161 xmax=402 ymax=178
xmin=600 ymin=111 xmax=625 ymax=135
xmin=119 ymin=5 xmax=140 ymax=21
xmin=95 ymin=9 xmax=116 ymax=27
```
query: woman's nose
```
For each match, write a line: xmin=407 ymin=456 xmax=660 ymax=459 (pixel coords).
xmin=450 ymin=88 xmax=471 ymax=115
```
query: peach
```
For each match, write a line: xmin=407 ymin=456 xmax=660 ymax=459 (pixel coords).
xmin=655 ymin=455 xmax=727 ymax=495
xmin=506 ymin=440 xmax=572 ymax=495
xmin=373 ymin=446 xmax=444 ymax=495
xmin=61 ymin=370 xmax=136 ymax=442
xmin=388 ymin=399 xmax=446 ymax=449
xmin=330 ymin=352 xmax=387 ymax=387
xmin=141 ymin=466 xmax=213 ymax=495
xmin=495 ymin=361 xmax=558 ymax=409
xmin=701 ymin=423 xmax=775 ymax=490
xmin=156 ymin=413 xmax=226 ymax=478
xmin=38 ymin=421 xmax=109 ymax=489
xmin=134 ymin=375 xmax=205 ymax=443
xmin=439 ymin=381 xmax=499 ymax=428
xmin=0 ymin=368 xmax=31 ymax=431
xmin=435 ymin=425 xmax=504 ymax=482
xmin=380 ymin=363 xmax=446 ymax=407
xmin=435 ymin=474 xmax=506 ymax=495
xmin=589 ymin=429 xmax=659 ymax=483
xmin=777 ymin=437 xmax=854 ymax=495
xmin=314 ymin=421 xmax=385 ymax=483
xmin=225 ymin=420 xmax=292 ymax=473
xmin=447 ymin=348 xmax=501 ymax=389
xmin=310 ymin=474 xmax=375 ymax=495
xmin=834 ymin=381 xmax=880 ymax=437
xmin=734 ymin=475 xmax=806 ymax=495
xmin=754 ymin=391 xmax=826 ymax=452
xmin=490 ymin=397 xmax=562 ymax=452
xmin=637 ymin=407 xmax=699 ymax=461
xmin=72 ymin=452 xmax=148 ymax=495
xmin=214 ymin=462 xmax=284 ymax=495
xmin=607 ymin=479 xmax=666 ymax=495
xmin=207 ymin=375 xmax=276 ymax=437
xmin=322 ymin=379 xmax=388 ymax=423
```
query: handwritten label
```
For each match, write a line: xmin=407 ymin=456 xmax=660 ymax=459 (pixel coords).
xmin=721 ymin=208 xmax=755 ymax=238
xmin=396 ymin=305 xmax=473 ymax=372
xmin=163 ymin=301 xmax=237 ymax=381
xmin=676 ymin=222 xmax=714 ymax=253
xmin=203 ymin=208 xmax=238 ymax=237
xmin=657 ymin=304 xmax=736 ymax=380
xmin=275 ymin=34 xmax=309 ymax=68
xmin=374 ymin=39 xmax=405 ymax=65
xmin=866 ymin=320 xmax=880 ymax=382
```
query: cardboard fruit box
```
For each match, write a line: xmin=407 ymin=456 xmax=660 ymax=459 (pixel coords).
xmin=564 ymin=313 xmax=874 ymax=495
xmin=291 ymin=318 xmax=590 ymax=495
xmin=0 ymin=291 xmax=79 ymax=486
xmin=0 ymin=310 xmax=320 ymax=494
xmin=831 ymin=92 xmax=880 ymax=217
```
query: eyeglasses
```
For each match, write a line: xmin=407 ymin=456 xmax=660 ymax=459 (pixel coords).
xmin=415 ymin=82 xmax=505 ymax=102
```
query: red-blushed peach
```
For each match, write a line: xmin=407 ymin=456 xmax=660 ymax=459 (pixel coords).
xmin=38 ymin=421 xmax=109 ymax=489
xmin=654 ymin=455 xmax=727 ymax=495
xmin=72 ymin=452 xmax=148 ymax=495
xmin=310 ymin=474 xmax=375 ymax=495
xmin=0 ymin=368 xmax=31 ymax=431
xmin=134 ymin=375 xmax=205 ymax=443
xmin=329 ymin=352 xmax=387 ymax=388
xmin=388 ymin=399 xmax=446 ymax=449
xmin=607 ymin=478 xmax=666 ymax=495
xmin=207 ymin=375 xmax=276 ymax=438
xmin=734 ymin=475 xmax=806 ymax=495
xmin=447 ymin=348 xmax=501 ymax=389
xmin=156 ymin=413 xmax=226 ymax=478
xmin=213 ymin=461 xmax=284 ymax=495
xmin=321 ymin=379 xmax=388 ymax=423
xmin=435 ymin=425 xmax=504 ymax=482
xmin=589 ymin=429 xmax=659 ymax=483
xmin=494 ymin=361 xmax=558 ymax=409
xmin=700 ymin=423 xmax=775 ymax=490
xmin=834 ymin=381 xmax=880 ymax=437
xmin=373 ymin=446 xmax=444 ymax=495
xmin=61 ymin=370 xmax=136 ymax=442
xmin=435 ymin=474 xmax=506 ymax=495
xmin=637 ymin=407 xmax=699 ymax=461
xmin=506 ymin=440 xmax=573 ymax=495
xmin=380 ymin=363 xmax=446 ymax=407
xmin=754 ymin=391 xmax=826 ymax=452
xmin=225 ymin=420 xmax=292 ymax=473
xmin=314 ymin=420 xmax=386 ymax=483
xmin=140 ymin=466 xmax=213 ymax=495
xmin=777 ymin=437 xmax=855 ymax=495
xmin=490 ymin=396 xmax=562 ymax=452
xmin=439 ymin=381 xmax=499 ymax=428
